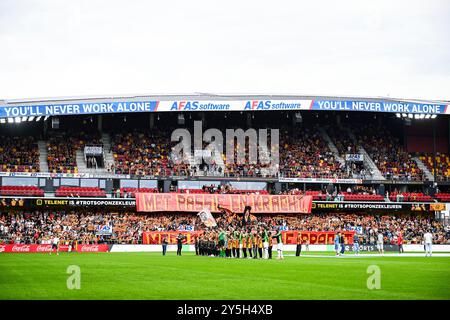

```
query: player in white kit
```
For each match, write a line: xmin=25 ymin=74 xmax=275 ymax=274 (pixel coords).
xmin=50 ymin=236 xmax=60 ymax=255
xmin=423 ymin=230 xmax=433 ymax=257
xmin=377 ymin=232 xmax=384 ymax=255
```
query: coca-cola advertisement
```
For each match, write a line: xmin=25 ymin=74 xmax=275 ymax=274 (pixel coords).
xmin=0 ymin=244 xmax=110 ymax=253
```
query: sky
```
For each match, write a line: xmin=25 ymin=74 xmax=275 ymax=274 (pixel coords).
xmin=0 ymin=0 xmax=449 ymax=101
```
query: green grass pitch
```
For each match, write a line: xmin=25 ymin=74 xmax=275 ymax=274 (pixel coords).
xmin=0 ymin=252 xmax=449 ymax=300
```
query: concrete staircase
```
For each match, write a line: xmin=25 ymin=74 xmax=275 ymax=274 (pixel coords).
xmin=75 ymin=150 xmax=90 ymax=173
xmin=319 ymin=127 xmax=346 ymax=166
xmin=258 ymin=142 xmax=278 ymax=177
xmin=345 ymin=129 xmax=385 ymax=180
xmin=190 ymin=148 xmax=225 ymax=177
xmin=37 ymin=140 xmax=49 ymax=172
xmin=101 ymin=133 xmax=115 ymax=172
xmin=358 ymin=147 xmax=385 ymax=180
xmin=74 ymin=133 xmax=113 ymax=174
xmin=413 ymin=156 xmax=434 ymax=181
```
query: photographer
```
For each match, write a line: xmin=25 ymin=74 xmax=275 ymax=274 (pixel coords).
xmin=176 ymin=233 xmax=186 ymax=256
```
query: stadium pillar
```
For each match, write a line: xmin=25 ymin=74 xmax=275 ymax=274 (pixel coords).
xmin=273 ymin=182 xmax=281 ymax=194
xmin=98 ymin=115 xmax=102 ymax=132
xmin=149 ymin=114 xmax=154 ymax=129
xmin=201 ymin=112 xmax=206 ymax=127
xmin=43 ymin=119 xmax=48 ymax=138
xmin=433 ymin=120 xmax=437 ymax=182
xmin=163 ymin=180 xmax=172 ymax=193
xmin=448 ymin=117 xmax=450 ymax=155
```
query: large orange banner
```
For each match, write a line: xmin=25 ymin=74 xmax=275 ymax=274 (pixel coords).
xmin=136 ymin=193 xmax=312 ymax=214
xmin=142 ymin=231 xmax=354 ymax=245
xmin=282 ymin=231 xmax=355 ymax=245
xmin=142 ymin=231 xmax=203 ymax=244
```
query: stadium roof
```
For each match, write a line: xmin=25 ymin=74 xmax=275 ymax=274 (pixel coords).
xmin=1 ymin=93 xmax=448 ymax=106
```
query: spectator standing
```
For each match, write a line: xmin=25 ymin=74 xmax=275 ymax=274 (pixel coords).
xmin=176 ymin=233 xmax=184 ymax=256
xmin=397 ymin=232 xmax=404 ymax=254
xmin=424 ymin=230 xmax=433 ymax=257
xmin=295 ymin=232 xmax=302 ymax=256
xmin=353 ymin=233 xmax=360 ymax=255
xmin=377 ymin=231 xmax=384 ymax=255
xmin=162 ymin=235 xmax=168 ymax=256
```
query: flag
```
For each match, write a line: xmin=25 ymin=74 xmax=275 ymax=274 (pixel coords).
xmin=218 ymin=204 xmax=234 ymax=216
xmin=197 ymin=208 xmax=217 ymax=228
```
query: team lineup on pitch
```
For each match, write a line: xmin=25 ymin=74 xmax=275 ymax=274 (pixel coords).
xmin=1 ymin=251 xmax=449 ymax=300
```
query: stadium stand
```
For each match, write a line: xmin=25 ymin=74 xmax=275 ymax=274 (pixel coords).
xmin=354 ymin=123 xmax=424 ymax=181
xmin=110 ymin=130 xmax=171 ymax=176
xmin=304 ymin=190 xmax=383 ymax=201
xmin=0 ymin=136 xmax=40 ymax=172
xmin=46 ymin=131 xmax=103 ymax=173
xmin=388 ymin=192 xmax=434 ymax=202
xmin=119 ymin=187 xmax=159 ymax=197
xmin=419 ymin=153 xmax=450 ymax=181
xmin=55 ymin=186 xmax=106 ymax=197
xmin=0 ymin=186 xmax=44 ymax=196
xmin=435 ymin=193 xmax=450 ymax=202
xmin=278 ymin=126 xmax=349 ymax=179
xmin=1 ymin=211 xmax=448 ymax=245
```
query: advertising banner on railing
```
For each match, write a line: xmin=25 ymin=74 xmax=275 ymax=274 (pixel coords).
xmin=0 ymin=101 xmax=158 ymax=118
xmin=0 ymin=244 xmax=110 ymax=253
xmin=142 ymin=231 xmax=203 ymax=244
xmin=155 ymin=99 xmax=448 ymax=114
xmin=345 ymin=154 xmax=364 ymax=162
xmin=84 ymin=146 xmax=103 ymax=155
xmin=311 ymin=201 xmax=433 ymax=212
xmin=95 ymin=224 xmax=113 ymax=235
xmin=279 ymin=177 xmax=363 ymax=184
xmin=141 ymin=230 xmax=354 ymax=245
xmin=135 ymin=193 xmax=313 ymax=214
xmin=1 ymin=98 xmax=448 ymax=118
xmin=282 ymin=231 xmax=355 ymax=245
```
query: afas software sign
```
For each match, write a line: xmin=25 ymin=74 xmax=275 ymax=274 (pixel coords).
xmin=0 ymin=98 xmax=448 ymax=118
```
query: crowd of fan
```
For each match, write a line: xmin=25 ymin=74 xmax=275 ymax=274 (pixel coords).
xmin=354 ymin=124 xmax=424 ymax=181
xmin=419 ymin=153 xmax=450 ymax=182
xmin=110 ymin=130 xmax=172 ymax=176
xmin=1 ymin=211 xmax=448 ymax=245
xmin=326 ymin=126 xmax=371 ymax=179
xmin=0 ymin=211 xmax=196 ymax=244
xmin=278 ymin=127 xmax=350 ymax=179
xmin=108 ymin=126 xmax=355 ymax=179
xmin=260 ymin=214 xmax=449 ymax=244
xmin=47 ymin=132 xmax=102 ymax=173
xmin=0 ymin=126 xmax=440 ymax=182
xmin=0 ymin=136 xmax=40 ymax=172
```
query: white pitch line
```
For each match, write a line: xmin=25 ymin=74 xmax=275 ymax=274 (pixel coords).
xmin=285 ymin=253 xmax=450 ymax=258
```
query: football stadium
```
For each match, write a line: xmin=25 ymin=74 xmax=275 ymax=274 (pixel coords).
xmin=0 ymin=95 xmax=449 ymax=300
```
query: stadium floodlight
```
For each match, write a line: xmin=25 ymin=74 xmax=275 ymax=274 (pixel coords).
xmin=43 ymin=116 xmax=49 ymax=121
xmin=7 ymin=118 xmax=14 ymax=123
xmin=424 ymin=114 xmax=431 ymax=119
xmin=14 ymin=117 xmax=21 ymax=123
xmin=431 ymin=114 xmax=437 ymax=119
xmin=419 ymin=114 xmax=425 ymax=119
xmin=402 ymin=113 xmax=407 ymax=118
xmin=0 ymin=118 xmax=5 ymax=124
xmin=414 ymin=114 xmax=420 ymax=119
xmin=395 ymin=113 xmax=401 ymax=118
xmin=28 ymin=116 xmax=35 ymax=121
xmin=21 ymin=116 xmax=28 ymax=122
xmin=36 ymin=116 xmax=42 ymax=121
xmin=408 ymin=114 xmax=414 ymax=119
